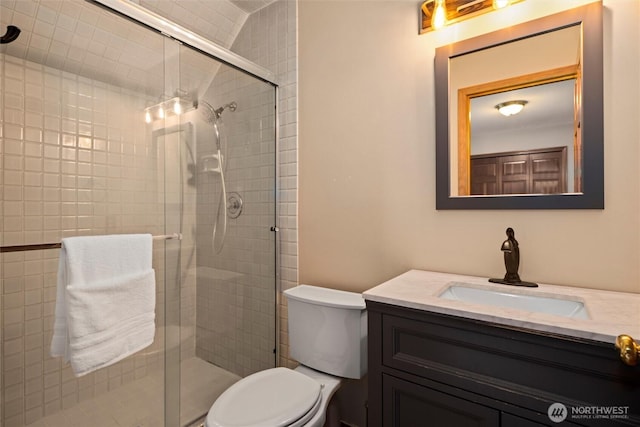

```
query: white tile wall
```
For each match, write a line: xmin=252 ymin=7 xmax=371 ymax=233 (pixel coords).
xmin=0 ymin=0 xmax=167 ymax=96
xmin=0 ymin=52 xmax=180 ymax=427
xmin=194 ymin=61 xmax=277 ymax=378
xmin=228 ymin=0 xmax=299 ymax=368
xmin=130 ymin=0 xmax=299 ymax=302
xmin=192 ymin=0 xmax=299 ymax=375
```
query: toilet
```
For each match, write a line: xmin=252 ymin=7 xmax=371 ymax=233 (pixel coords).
xmin=205 ymin=285 xmax=367 ymax=427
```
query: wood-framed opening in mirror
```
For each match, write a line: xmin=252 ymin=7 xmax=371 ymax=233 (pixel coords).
xmin=457 ymin=65 xmax=580 ymax=196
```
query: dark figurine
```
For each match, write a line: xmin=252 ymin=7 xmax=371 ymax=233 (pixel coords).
xmin=489 ymin=227 xmax=538 ymax=288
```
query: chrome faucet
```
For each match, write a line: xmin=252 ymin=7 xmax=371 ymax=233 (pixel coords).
xmin=489 ymin=227 xmax=538 ymax=288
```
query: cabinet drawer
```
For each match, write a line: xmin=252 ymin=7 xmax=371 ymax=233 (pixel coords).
xmin=382 ymin=311 xmax=528 ymax=382
xmin=501 ymin=412 xmax=581 ymax=427
xmin=383 ymin=374 xmax=499 ymax=427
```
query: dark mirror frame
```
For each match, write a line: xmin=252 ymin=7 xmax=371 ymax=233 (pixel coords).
xmin=435 ymin=2 xmax=603 ymax=210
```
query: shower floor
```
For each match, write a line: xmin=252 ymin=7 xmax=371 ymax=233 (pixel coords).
xmin=28 ymin=358 xmax=240 ymax=427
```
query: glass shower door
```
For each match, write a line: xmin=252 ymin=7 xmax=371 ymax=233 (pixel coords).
xmin=178 ymin=44 xmax=278 ymax=425
xmin=0 ymin=1 xmax=278 ymax=425
xmin=149 ymin=40 xmax=279 ymax=426
xmin=0 ymin=2 xmax=184 ymax=425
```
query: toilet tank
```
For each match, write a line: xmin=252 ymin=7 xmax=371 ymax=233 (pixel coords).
xmin=284 ymin=285 xmax=367 ymax=379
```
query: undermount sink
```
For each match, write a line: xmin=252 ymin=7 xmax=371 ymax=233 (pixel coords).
xmin=439 ymin=283 xmax=590 ymax=320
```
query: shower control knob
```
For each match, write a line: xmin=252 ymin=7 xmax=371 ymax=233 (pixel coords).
xmin=227 ymin=192 xmax=243 ymax=219
xmin=270 ymin=226 xmax=279 ymax=232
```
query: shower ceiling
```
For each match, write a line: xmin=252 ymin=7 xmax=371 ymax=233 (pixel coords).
xmin=0 ymin=0 xmax=258 ymax=96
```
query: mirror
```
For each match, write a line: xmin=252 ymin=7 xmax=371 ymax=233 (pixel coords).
xmin=435 ymin=2 xmax=603 ymax=209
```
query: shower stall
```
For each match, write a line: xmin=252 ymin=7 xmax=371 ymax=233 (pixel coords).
xmin=0 ymin=0 xmax=279 ymax=426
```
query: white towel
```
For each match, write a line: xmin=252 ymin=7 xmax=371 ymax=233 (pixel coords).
xmin=50 ymin=234 xmax=156 ymax=376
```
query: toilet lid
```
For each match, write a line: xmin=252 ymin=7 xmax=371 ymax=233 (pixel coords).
xmin=206 ymin=367 xmax=322 ymax=427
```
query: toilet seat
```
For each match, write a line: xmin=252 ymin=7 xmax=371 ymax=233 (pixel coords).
xmin=206 ymin=367 xmax=322 ymax=427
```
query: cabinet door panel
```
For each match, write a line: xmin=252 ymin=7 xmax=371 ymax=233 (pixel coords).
xmin=502 ymin=413 xmax=547 ymax=427
xmin=383 ymin=374 xmax=499 ymax=427
xmin=502 ymin=412 xmax=581 ymax=427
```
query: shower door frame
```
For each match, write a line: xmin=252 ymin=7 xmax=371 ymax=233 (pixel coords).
xmin=87 ymin=0 xmax=282 ymax=424
xmin=88 ymin=0 xmax=277 ymax=85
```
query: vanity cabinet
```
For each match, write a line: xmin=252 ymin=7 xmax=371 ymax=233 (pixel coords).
xmin=366 ymin=301 xmax=640 ymax=426
xmin=383 ymin=374 xmax=500 ymax=426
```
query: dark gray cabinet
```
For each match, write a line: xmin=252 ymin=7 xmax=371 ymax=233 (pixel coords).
xmin=366 ymin=301 xmax=640 ymax=427
xmin=383 ymin=374 xmax=499 ymax=427
xmin=501 ymin=413 xmax=552 ymax=427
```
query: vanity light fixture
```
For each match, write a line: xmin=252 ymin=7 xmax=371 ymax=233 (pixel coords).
xmin=493 ymin=0 xmax=512 ymax=10
xmin=432 ymin=0 xmax=447 ymax=30
xmin=144 ymin=96 xmax=196 ymax=123
xmin=495 ymin=100 xmax=528 ymax=116
xmin=420 ymin=0 xmax=524 ymax=34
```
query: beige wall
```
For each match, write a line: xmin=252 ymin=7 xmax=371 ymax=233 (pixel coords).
xmin=299 ymin=0 xmax=640 ymax=294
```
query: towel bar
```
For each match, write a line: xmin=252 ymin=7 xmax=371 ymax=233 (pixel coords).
xmin=0 ymin=233 xmax=182 ymax=253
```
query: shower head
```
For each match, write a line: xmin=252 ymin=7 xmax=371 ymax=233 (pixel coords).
xmin=198 ymin=100 xmax=237 ymax=124
xmin=216 ymin=101 xmax=237 ymax=118
xmin=198 ymin=100 xmax=217 ymax=125
xmin=199 ymin=100 xmax=237 ymax=151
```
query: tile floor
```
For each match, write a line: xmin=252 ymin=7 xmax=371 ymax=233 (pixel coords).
xmin=26 ymin=358 xmax=239 ymax=427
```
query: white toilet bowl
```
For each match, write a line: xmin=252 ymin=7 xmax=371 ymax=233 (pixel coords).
xmin=205 ymin=285 xmax=367 ymax=427
xmin=205 ymin=366 xmax=341 ymax=427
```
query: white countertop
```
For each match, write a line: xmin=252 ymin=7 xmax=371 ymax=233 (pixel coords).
xmin=363 ymin=270 xmax=640 ymax=344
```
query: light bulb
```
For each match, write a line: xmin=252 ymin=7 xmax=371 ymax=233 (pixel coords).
xmin=432 ymin=0 xmax=447 ymax=30
xmin=495 ymin=100 xmax=528 ymax=117
xmin=158 ymin=107 xmax=165 ymax=119
xmin=498 ymin=104 xmax=523 ymax=116
xmin=173 ymin=99 xmax=182 ymax=115
xmin=144 ymin=110 xmax=152 ymax=124
xmin=493 ymin=0 xmax=511 ymax=9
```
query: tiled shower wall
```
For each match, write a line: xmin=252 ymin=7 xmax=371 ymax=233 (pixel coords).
xmin=0 ymin=53 xmax=192 ymax=427
xmin=165 ymin=0 xmax=298 ymax=372
xmin=230 ymin=0 xmax=299 ymax=369
xmin=194 ymin=66 xmax=276 ymax=378
xmin=132 ymin=0 xmax=300 ymax=370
